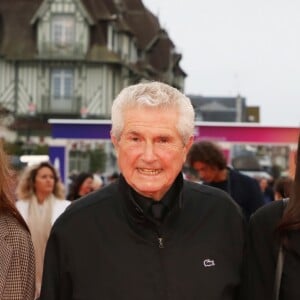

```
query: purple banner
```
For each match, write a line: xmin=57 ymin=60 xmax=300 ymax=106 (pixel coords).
xmin=52 ymin=123 xmax=111 ymax=139
xmin=49 ymin=146 xmax=66 ymax=184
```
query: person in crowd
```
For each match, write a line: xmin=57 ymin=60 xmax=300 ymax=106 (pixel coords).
xmin=273 ymin=176 xmax=293 ymax=201
xmin=16 ymin=161 xmax=70 ymax=298
xmin=241 ymin=132 xmax=300 ymax=299
xmin=67 ymin=172 xmax=94 ymax=201
xmin=0 ymin=141 xmax=35 ymax=299
xmin=186 ymin=140 xmax=264 ymax=220
xmin=40 ymin=81 xmax=245 ymax=300
xmin=92 ymin=173 xmax=104 ymax=191
xmin=107 ymin=171 xmax=120 ymax=183
xmin=259 ymin=177 xmax=275 ymax=204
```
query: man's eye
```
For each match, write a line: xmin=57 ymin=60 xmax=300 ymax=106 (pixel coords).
xmin=130 ymin=137 xmax=140 ymax=142
xmin=158 ymin=137 xmax=168 ymax=143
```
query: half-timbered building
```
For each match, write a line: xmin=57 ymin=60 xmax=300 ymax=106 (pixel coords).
xmin=0 ymin=0 xmax=186 ymax=138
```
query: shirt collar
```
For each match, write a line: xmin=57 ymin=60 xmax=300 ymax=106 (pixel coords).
xmin=130 ymin=174 xmax=183 ymax=218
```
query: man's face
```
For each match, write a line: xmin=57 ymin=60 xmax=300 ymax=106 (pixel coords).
xmin=111 ymin=107 xmax=193 ymax=201
xmin=192 ymin=161 xmax=221 ymax=183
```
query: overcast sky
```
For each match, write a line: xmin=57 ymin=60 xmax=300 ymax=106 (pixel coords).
xmin=142 ymin=0 xmax=300 ymax=127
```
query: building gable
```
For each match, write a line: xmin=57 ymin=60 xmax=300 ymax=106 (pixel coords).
xmin=31 ymin=0 xmax=94 ymax=25
xmin=33 ymin=0 xmax=95 ymax=60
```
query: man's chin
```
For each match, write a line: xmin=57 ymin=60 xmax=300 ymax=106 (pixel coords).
xmin=134 ymin=186 xmax=161 ymax=198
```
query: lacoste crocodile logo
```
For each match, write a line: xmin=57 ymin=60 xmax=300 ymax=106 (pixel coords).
xmin=203 ymin=258 xmax=215 ymax=267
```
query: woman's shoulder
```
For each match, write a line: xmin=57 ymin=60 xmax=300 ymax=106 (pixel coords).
xmin=250 ymin=200 xmax=284 ymax=230
xmin=0 ymin=213 xmax=31 ymax=243
xmin=15 ymin=199 xmax=29 ymax=218
xmin=252 ymin=200 xmax=284 ymax=218
xmin=15 ymin=199 xmax=28 ymax=208
xmin=53 ymin=198 xmax=71 ymax=211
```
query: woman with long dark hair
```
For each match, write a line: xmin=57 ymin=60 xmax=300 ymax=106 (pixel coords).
xmin=67 ymin=172 xmax=94 ymax=201
xmin=0 ymin=141 xmax=35 ymax=299
xmin=243 ymin=132 xmax=300 ymax=299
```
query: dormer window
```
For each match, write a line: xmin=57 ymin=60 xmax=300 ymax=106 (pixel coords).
xmin=51 ymin=15 xmax=75 ymax=48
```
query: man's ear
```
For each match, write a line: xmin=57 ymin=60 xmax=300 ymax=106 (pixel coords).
xmin=183 ymin=136 xmax=194 ymax=161
xmin=186 ymin=135 xmax=194 ymax=152
xmin=110 ymin=132 xmax=119 ymax=155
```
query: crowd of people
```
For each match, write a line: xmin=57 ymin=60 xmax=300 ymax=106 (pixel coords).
xmin=0 ymin=81 xmax=298 ymax=300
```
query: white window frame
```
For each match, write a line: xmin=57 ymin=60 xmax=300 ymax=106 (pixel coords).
xmin=51 ymin=69 xmax=74 ymax=100
xmin=51 ymin=15 xmax=75 ymax=48
xmin=50 ymin=69 xmax=74 ymax=112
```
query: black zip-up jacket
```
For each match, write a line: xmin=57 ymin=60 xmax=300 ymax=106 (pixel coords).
xmin=40 ymin=174 xmax=245 ymax=300
xmin=241 ymin=200 xmax=300 ymax=300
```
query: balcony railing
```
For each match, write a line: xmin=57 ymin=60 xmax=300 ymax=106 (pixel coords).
xmin=38 ymin=95 xmax=81 ymax=114
xmin=38 ymin=42 xmax=86 ymax=59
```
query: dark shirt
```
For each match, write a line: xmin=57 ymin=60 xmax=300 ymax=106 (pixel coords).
xmin=262 ymin=187 xmax=274 ymax=204
xmin=205 ymin=167 xmax=264 ymax=220
xmin=131 ymin=175 xmax=182 ymax=223
xmin=209 ymin=180 xmax=229 ymax=194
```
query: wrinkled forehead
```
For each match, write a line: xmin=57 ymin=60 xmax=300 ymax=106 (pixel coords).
xmin=123 ymin=105 xmax=179 ymax=122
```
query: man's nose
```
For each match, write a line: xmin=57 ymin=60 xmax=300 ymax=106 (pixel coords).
xmin=142 ymin=142 xmax=156 ymax=161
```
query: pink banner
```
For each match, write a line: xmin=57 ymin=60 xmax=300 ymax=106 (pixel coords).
xmin=195 ymin=124 xmax=299 ymax=144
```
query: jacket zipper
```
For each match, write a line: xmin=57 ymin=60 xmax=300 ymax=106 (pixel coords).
xmin=157 ymin=226 xmax=164 ymax=248
xmin=156 ymin=229 xmax=167 ymax=298
xmin=158 ymin=236 xmax=164 ymax=248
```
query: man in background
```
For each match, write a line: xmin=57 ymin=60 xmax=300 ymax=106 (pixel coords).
xmin=187 ymin=140 xmax=264 ymax=220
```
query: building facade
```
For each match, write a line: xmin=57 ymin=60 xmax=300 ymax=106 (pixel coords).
xmin=0 ymin=0 xmax=186 ymax=140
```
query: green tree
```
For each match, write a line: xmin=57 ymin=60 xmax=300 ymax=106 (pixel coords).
xmin=89 ymin=148 xmax=106 ymax=173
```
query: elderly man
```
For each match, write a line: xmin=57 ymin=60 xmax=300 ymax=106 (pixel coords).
xmin=40 ymin=82 xmax=245 ymax=300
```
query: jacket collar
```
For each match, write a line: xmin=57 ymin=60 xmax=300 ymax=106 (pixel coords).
xmin=118 ymin=173 xmax=184 ymax=228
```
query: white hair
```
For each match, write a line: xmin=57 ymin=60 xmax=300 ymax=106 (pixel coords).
xmin=111 ymin=81 xmax=195 ymax=144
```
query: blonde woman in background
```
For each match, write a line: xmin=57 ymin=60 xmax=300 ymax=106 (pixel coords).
xmin=16 ymin=161 xmax=70 ymax=298
xmin=0 ymin=140 xmax=35 ymax=299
